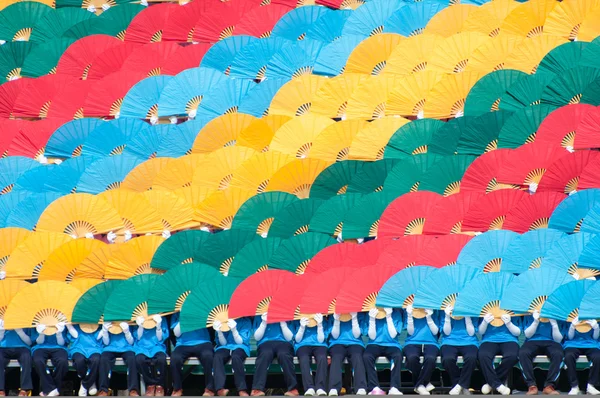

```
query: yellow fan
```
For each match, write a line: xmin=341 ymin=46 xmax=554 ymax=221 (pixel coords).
xmin=310 ymin=119 xmax=369 ymax=162
xmin=384 ymin=34 xmax=445 ymax=76
xmin=0 ymin=228 xmax=31 ymax=273
xmin=428 ymin=32 xmax=489 ymax=74
xmin=143 ymin=189 xmax=197 ymax=232
xmin=104 ymin=235 xmax=165 ymax=280
xmin=37 ymin=238 xmax=106 ymax=282
xmin=98 ymin=189 xmax=164 ymax=235
xmin=151 ymin=154 xmax=207 ymax=190
xmin=269 ymin=75 xmax=327 ymax=117
xmin=501 ymin=0 xmax=558 ymax=38
xmin=578 ymin=7 xmax=600 ymax=41
xmin=173 ymin=185 xmax=218 ymax=214
xmin=462 ymin=0 xmax=521 ymax=37
xmin=196 ymin=187 xmax=254 ymax=229
xmin=191 ymin=113 xmax=257 ymax=154
xmin=423 ymin=71 xmax=482 ymax=119
xmin=270 ymin=114 xmax=335 ymax=158
xmin=238 ymin=115 xmax=292 ymax=152
xmin=74 ymin=244 xmax=120 ymax=280
xmin=266 ymin=158 xmax=332 ymax=199
xmin=4 ymin=232 xmax=73 ymax=280
xmin=229 ymin=151 xmax=295 ymax=193
xmin=423 ymin=4 xmax=477 ymax=37
xmin=544 ymin=0 xmax=600 ymax=40
xmin=311 ymin=74 xmax=367 ymax=119
xmin=345 ymin=75 xmax=404 ymax=120
xmin=0 ymin=0 xmax=53 ymax=9
xmin=348 ymin=117 xmax=410 ymax=161
xmin=345 ymin=34 xmax=403 ymax=76
xmin=121 ymin=158 xmax=173 ymax=192
xmin=504 ymin=34 xmax=568 ymax=74
xmin=69 ymin=278 xmax=103 ymax=293
xmin=36 ymin=193 xmax=123 ymax=238
xmin=3 ymin=281 xmax=82 ymax=334
xmin=465 ymin=33 xmax=525 ymax=73
xmin=191 ymin=146 xmax=257 ymax=191
xmin=0 ymin=280 xmax=29 ymax=319
xmin=386 ymin=71 xmax=444 ymax=118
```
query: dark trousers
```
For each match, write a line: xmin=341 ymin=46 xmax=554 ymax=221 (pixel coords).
xmin=32 ymin=348 xmax=69 ymax=395
xmin=363 ymin=345 xmax=403 ymax=390
xmin=519 ymin=340 xmax=563 ymax=388
xmin=0 ymin=347 xmax=33 ymax=391
xmin=213 ymin=348 xmax=248 ymax=392
xmin=297 ymin=346 xmax=328 ymax=392
xmin=136 ymin=352 xmax=167 ymax=387
xmin=441 ymin=345 xmax=478 ymax=389
xmin=329 ymin=344 xmax=366 ymax=393
xmin=72 ymin=353 xmax=100 ymax=390
xmin=99 ymin=351 xmax=138 ymax=393
xmin=564 ymin=347 xmax=600 ymax=387
xmin=404 ymin=344 xmax=439 ymax=387
xmin=252 ymin=341 xmax=297 ymax=392
xmin=478 ymin=342 xmax=519 ymax=389
xmin=171 ymin=343 xmax=214 ymax=391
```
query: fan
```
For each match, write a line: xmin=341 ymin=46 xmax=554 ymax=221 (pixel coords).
xmin=578 ymin=282 xmax=600 ymax=320
xmin=0 ymin=280 xmax=29 ymax=319
xmin=72 ymin=280 xmax=122 ymax=331
xmin=342 ymin=190 xmax=396 ymax=239
xmin=300 ymin=267 xmax=360 ymax=321
xmin=461 ymin=149 xmax=521 ymax=193
xmin=378 ymin=191 xmax=444 ymax=238
xmin=310 ymin=161 xmax=365 ymax=200
xmin=269 ymin=198 xmax=324 ymax=238
xmin=303 ymin=242 xmax=363 ymax=275
xmin=376 ymin=266 xmax=437 ymax=318
xmin=503 ymin=191 xmax=567 ymax=233
xmin=0 ymin=227 xmax=31 ymax=273
xmin=542 ymin=232 xmax=597 ymax=279
xmin=548 ymin=188 xmax=600 ymax=233
xmin=266 ymin=158 xmax=332 ymax=199
xmin=501 ymin=229 xmax=566 ymax=274
xmin=418 ymin=235 xmax=474 ymax=267
xmin=227 ymin=237 xmax=282 ymax=279
xmin=267 ymin=273 xmax=316 ymax=325
xmin=269 ymin=232 xmax=337 ymax=275
xmin=579 ymin=234 xmax=600 ymax=270
xmin=37 ymin=238 xmax=105 ymax=282
xmin=539 ymin=151 xmax=600 ymax=195
xmin=98 ymin=189 xmax=164 ymax=236
xmin=424 ymin=191 xmax=484 ymax=235
xmin=541 ymin=280 xmax=595 ymax=332
xmin=231 ymin=191 xmax=298 ymax=237
xmin=308 ymin=193 xmax=363 ymax=238
xmin=103 ymin=274 xmax=160 ymax=329
xmin=104 ymin=235 xmax=165 ymax=280
xmin=195 ymin=229 xmax=257 ymax=276
xmin=457 ymin=230 xmax=519 ymax=273
xmin=150 ymin=230 xmax=211 ymax=272
xmin=497 ymin=143 xmax=567 ymax=187
xmin=462 ymin=189 xmax=528 ymax=232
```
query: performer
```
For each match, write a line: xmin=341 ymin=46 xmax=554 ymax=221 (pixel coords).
xmin=212 ymin=318 xmax=252 ymax=396
xmin=295 ymin=314 xmax=329 ymax=396
xmin=362 ymin=308 xmax=404 ymax=395
xmin=404 ymin=306 xmax=440 ymax=395
xmin=67 ymin=324 xmax=102 ymax=397
xmin=31 ymin=323 xmax=70 ymax=397
xmin=97 ymin=322 xmax=139 ymax=396
xmin=328 ymin=313 xmax=367 ymax=396
xmin=563 ymin=316 xmax=600 ymax=395
xmin=0 ymin=319 xmax=32 ymax=396
xmin=135 ymin=316 xmax=169 ymax=397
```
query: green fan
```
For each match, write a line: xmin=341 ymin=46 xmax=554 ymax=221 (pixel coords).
xmin=227 ymin=237 xmax=282 ymax=279
xmin=97 ymin=4 xmax=144 ymax=40
xmin=383 ymin=119 xmax=445 ymax=159
xmin=269 ymin=198 xmax=324 ymax=238
xmin=383 ymin=154 xmax=444 ymax=196
xmin=309 ymin=193 xmax=363 ymax=237
xmin=29 ymin=8 xmax=95 ymax=43
xmin=231 ymin=191 xmax=298 ymax=237
xmin=541 ymin=66 xmax=600 ymax=107
xmin=498 ymin=73 xmax=554 ymax=112
xmin=0 ymin=41 xmax=36 ymax=83
xmin=497 ymin=104 xmax=557 ymax=149
xmin=0 ymin=2 xmax=53 ymax=42
xmin=579 ymin=41 xmax=600 ymax=69
xmin=428 ymin=117 xmax=471 ymax=155
xmin=419 ymin=155 xmax=476 ymax=196
xmin=269 ymin=232 xmax=337 ymax=274
xmin=55 ymin=0 xmax=86 ymax=7
xmin=347 ymin=159 xmax=400 ymax=194
xmin=464 ymin=69 xmax=528 ymax=117
xmin=196 ymin=229 xmax=257 ymax=276
xmin=150 ymin=230 xmax=212 ymax=271
xmin=21 ymin=38 xmax=75 ymax=77
xmin=72 ymin=280 xmax=122 ymax=324
xmin=581 ymin=77 xmax=600 ymax=106
xmin=537 ymin=42 xmax=588 ymax=78
xmin=104 ymin=274 xmax=160 ymax=323
xmin=309 ymin=161 xmax=364 ymax=199
xmin=342 ymin=190 xmax=396 ymax=239
xmin=455 ymin=111 xmax=512 ymax=155
xmin=63 ymin=18 xmax=122 ymax=40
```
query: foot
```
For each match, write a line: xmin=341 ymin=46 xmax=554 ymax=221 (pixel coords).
xmin=18 ymin=391 xmax=31 ymax=397
xmin=482 ymin=384 xmax=492 ymax=395
xmin=285 ymin=389 xmax=300 ymax=397
xmin=356 ymin=389 xmax=367 ymax=396
xmin=239 ymin=392 xmax=249 ymax=397
xmin=89 ymin=385 xmax=98 ymax=396
xmin=415 ymin=386 xmax=429 ymax=396
xmin=449 ymin=385 xmax=462 ymax=396
xmin=97 ymin=392 xmax=109 ymax=397
xmin=48 ymin=390 xmax=60 ymax=397
xmin=217 ymin=390 xmax=229 ymax=397
xmin=527 ymin=386 xmax=539 ymax=395
xmin=79 ymin=385 xmax=88 ymax=397
xmin=543 ymin=386 xmax=560 ymax=395
xmin=588 ymin=384 xmax=600 ymax=395
xmin=569 ymin=387 xmax=580 ymax=395
xmin=425 ymin=384 xmax=434 ymax=393
xmin=203 ymin=390 xmax=215 ymax=397
xmin=368 ymin=387 xmax=386 ymax=395
xmin=388 ymin=387 xmax=403 ymax=395
xmin=250 ymin=391 xmax=265 ymax=397
xmin=155 ymin=387 xmax=165 ymax=397
xmin=304 ymin=389 xmax=315 ymax=396
xmin=171 ymin=390 xmax=183 ymax=397
xmin=0 ymin=392 xmax=6 ymax=397
xmin=328 ymin=390 xmax=338 ymax=396
xmin=497 ymin=384 xmax=511 ymax=396
xmin=145 ymin=386 xmax=156 ymax=397
xmin=129 ymin=390 xmax=140 ymax=397
xmin=316 ymin=389 xmax=327 ymax=396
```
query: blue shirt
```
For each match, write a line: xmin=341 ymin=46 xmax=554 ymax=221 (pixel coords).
xmin=363 ymin=310 xmax=403 ymax=349
xmin=31 ymin=330 xmax=69 ymax=353
xmin=329 ymin=314 xmax=367 ymax=348
xmin=295 ymin=318 xmax=331 ymax=351
xmin=171 ymin=313 xmax=211 ymax=348
xmin=103 ymin=327 xmax=137 ymax=353
xmin=480 ymin=318 xmax=522 ymax=344
xmin=215 ymin=318 xmax=252 ymax=356
xmin=440 ymin=317 xmax=479 ymax=347
xmin=68 ymin=325 xmax=102 ymax=358
xmin=523 ymin=316 xmax=567 ymax=343
xmin=252 ymin=317 xmax=296 ymax=346
xmin=405 ymin=312 xmax=441 ymax=347
xmin=0 ymin=329 xmax=31 ymax=349
xmin=563 ymin=327 xmax=599 ymax=349
xmin=135 ymin=322 xmax=169 ymax=357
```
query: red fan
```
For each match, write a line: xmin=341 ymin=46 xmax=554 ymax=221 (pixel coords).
xmin=228 ymin=269 xmax=297 ymax=318
xmin=300 ymin=267 xmax=359 ymax=315
xmin=0 ymin=78 xmax=31 ymax=118
xmin=378 ymin=191 xmax=443 ymax=239
xmin=461 ymin=149 xmax=520 ymax=193
xmin=335 ymin=265 xmax=399 ymax=315
xmin=575 ymin=106 xmax=600 ymax=150
xmin=316 ymin=0 xmax=356 ymax=8
xmin=124 ymin=3 xmax=179 ymax=44
xmin=8 ymin=118 xmax=65 ymax=160
xmin=538 ymin=150 xmax=600 ymax=195
xmin=55 ymin=35 xmax=122 ymax=80
xmin=462 ymin=189 xmax=528 ymax=232
xmin=303 ymin=242 xmax=362 ymax=275
xmin=535 ymin=104 xmax=595 ymax=150
xmin=503 ymin=191 xmax=566 ymax=233
xmin=267 ymin=273 xmax=315 ymax=323
xmin=86 ymin=42 xmax=140 ymax=80
xmin=12 ymin=75 xmax=77 ymax=119
xmin=236 ymin=4 xmax=292 ymax=38
xmin=497 ymin=143 xmax=568 ymax=187
xmin=83 ymin=71 xmax=147 ymax=118
xmin=419 ymin=234 xmax=473 ymax=266
xmin=120 ymin=42 xmax=180 ymax=77
xmin=342 ymin=238 xmax=392 ymax=269
xmin=271 ymin=0 xmax=304 ymax=6
xmin=46 ymin=79 xmax=92 ymax=120
xmin=162 ymin=43 xmax=212 ymax=75
xmin=0 ymin=119 xmax=24 ymax=157
xmin=192 ymin=0 xmax=258 ymax=43
xmin=578 ymin=156 xmax=600 ymax=190
xmin=375 ymin=235 xmax=437 ymax=269
xmin=424 ymin=191 xmax=484 ymax=235
xmin=162 ymin=0 xmax=221 ymax=42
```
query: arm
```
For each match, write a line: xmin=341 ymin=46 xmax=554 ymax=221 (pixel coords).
xmin=153 ymin=315 xmax=163 ymax=341
xmin=315 ymin=314 xmax=325 ymax=344
xmin=228 ymin=320 xmax=243 ymax=345
xmin=120 ymin=323 xmax=134 ymax=345
xmin=55 ymin=323 xmax=66 ymax=346
xmin=173 ymin=322 xmax=182 ymax=338
xmin=568 ymin=319 xmax=576 ymax=340
xmin=66 ymin=324 xmax=79 ymax=339
xmin=465 ymin=317 xmax=475 ymax=337
xmin=136 ymin=317 xmax=144 ymax=340
xmin=384 ymin=308 xmax=398 ymax=339
xmin=368 ymin=309 xmax=378 ymax=341
xmin=590 ymin=320 xmax=600 ymax=340
xmin=549 ymin=319 xmax=563 ymax=344
xmin=0 ymin=320 xmax=4 ymax=342
xmin=280 ymin=322 xmax=294 ymax=342
xmin=35 ymin=325 xmax=46 ymax=345
xmin=101 ymin=323 xmax=111 ymax=345
xmin=331 ymin=314 xmax=341 ymax=339
xmin=406 ymin=306 xmax=414 ymax=336
xmin=425 ymin=309 xmax=439 ymax=335
xmin=443 ymin=307 xmax=452 ymax=336
xmin=524 ymin=313 xmax=540 ymax=339
xmin=502 ymin=314 xmax=521 ymax=337
xmin=254 ymin=313 xmax=268 ymax=341
xmin=351 ymin=313 xmax=361 ymax=339
xmin=479 ymin=313 xmax=494 ymax=336
xmin=15 ymin=329 xmax=31 ymax=346
xmin=295 ymin=319 xmax=307 ymax=343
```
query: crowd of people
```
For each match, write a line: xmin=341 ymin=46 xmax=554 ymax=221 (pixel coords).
xmin=1 ymin=306 xmax=599 ymax=396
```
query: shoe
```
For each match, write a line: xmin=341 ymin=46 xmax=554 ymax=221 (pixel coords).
xmin=239 ymin=392 xmax=250 ymax=397
xmin=18 ymin=391 xmax=31 ymax=397
xmin=79 ymin=385 xmax=88 ymax=397
xmin=497 ymin=384 xmax=511 ymax=396
xmin=388 ymin=387 xmax=403 ymax=395
xmin=543 ymin=386 xmax=560 ymax=395
xmin=356 ymin=389 xmax=367 ymax=396
xmin=588 ymin=384 xmax=600 ymax=395
xmin=130 ymin=391 xmax=140 ymax=397
xmin=449 ymin=385 xmax=462 ymax=396
xmin=482 ymin=384 xmax=492 ymax=395
xmin=415 ymin=386 xmax=429 ymax=396
xmin=171 ymin=390 xmax=183 ymax=397
xmin=89 ymin=385 xmax=98 ymax=396
xmin=250 ymin=391 xmax=265 ymax=397
xmin=368 ymin=387 xmax=386 ymax=395
xmin=328 ymin=389 xmax=338 ymax=396
xmin=568 ymin=387 xmax=580 ymax=395
xmin=145 ymin=386 xmax=156 ymax=396
xmin=285 ymin=389 xmax=300 ymax=396
xmin=425 ymin=384 xmax=434 ymax=393
xmin=97 ymin=392 xmax=109 ymax=397
xmin=316 ymin=389 xmax=327 ymax=396
xmin=155 ymin=387 xmax=165 ymax=397
xmin=217 ymin=390 xmax=229 ymax=397
xmin=48 ymin=389 xmax=60 ymax=397
xmin=304 ymin=389 xmax=315 ymax=396
xmin=203 ymin=390 xmax=215 ymax=397
xmin=0 ymin=392 xmax=5 ymax=397
xmin=527 ymin=386 xmax=539 ymax=395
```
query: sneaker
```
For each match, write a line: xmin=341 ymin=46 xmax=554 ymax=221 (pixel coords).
xmin=588 ymin=384 xmax=600 ymax=395
xmin=356 ymin=389 xmax=367 ymax=396
xmin=79 ymin=385 xmax=88 ymax=397
xmin=89 ymin=385 xmax=98 ymax=396
xmin=482 ymin=384 xmax=492 ymax=395
xmin=285 ymin=389 xmax=300 ymax=397
xmin=425 ymin=384 xmax=435 ymax=392
xmin=542 ymin=386 xmax=560 ymax=395
xmin=415 ymin=386 xmax=429 ymax=396
xmin=316 ymin=389 xmax=327 ymax=396
xmin=527 ymin=386 xmax=539 ymax=395
xmin=568 ymin=387 xmax=580 ymax=395
xmin=368 ymin=387 xmax=386 ymax=395
xmin=304 ymin=388 xmax=315 ymax=396
xmin=388 ymin=387 xmax=403 ymax=395
xmin=449 ymin=385 xmax=462 ymax=396
xmin=47 ymin=390 xmax=60 ymax=397
xmin=328 ymin=390 xmax=338 ymax=396
xmin=497 ymin=385 xmax=511 ymax=396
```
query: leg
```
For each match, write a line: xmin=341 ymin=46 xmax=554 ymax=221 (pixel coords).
xmin=297 ymin=346 xmax=315 ymax=391
xmin=313 ymin=346 xmax=328 ymax=391
xmin=328 ymin=345 xmax=346 ymax=393
xmin=276 ymin=342 xmax=298 ymax=392
xmin=136 ymin=354 xmax=152 ymax=386
xmin=545 ymin=342 xmax=563 ymax=388
xmin=16 ymin=348 xmax=33 ymax=392
xmin=170 ymin=346 xmax=189 ymax=392
xmin=99 ymin=351 xmax=117 ymax=393
xmin=153 ymin=352 xmax=167 ymax=387
xmin=441 ymin=345 xmax=460 ymax=387
xmin=0 ymin=349 xmax=8 ymax=391
xmin=32 ymin=349 xmax=56 ymax=395
xmin=363 ymin=345 xmax=382 ymax=391
xmin=564 ymin=348 xmax=581 ymax=388
xmin=230 ymin=349 xmax=248 ymax=392
xmin=49 ymin=349 xmax=69 ymax=391
xmin=385 ymin=346 xmax=404 ymax=390
xmin=84 ymin=353 xmax=101 ymax=390
xmin=587 ymin=348 xmax=600 ymax=387
xmin=122 ymin=351 xmax=139 ymax=393
xmin=416 ymin=345 xmax=439 ymax=387
xmin=403 ymin=344 xmax=423 ymax=387
xmin=72 ymin=353 xmax=89 ymax=385
xmin=196 ymin=343 xmax=215 ymax=392
xmin=213 ymin=349 xmax=231 ymax=392
xmin=458 ymin=345 xmax=478 ymax=390
xmin=348 ymin=345 xmax=367 ymax=392
xmin=478 ymin=342 xmax=502 ymax=389
xmin=495 ymin=342 xmax=519 ymax=385
xmin=252 ymin=342 xmax=275 ymax=391
xmin=518 ymin=341 xmax=539 ymax=387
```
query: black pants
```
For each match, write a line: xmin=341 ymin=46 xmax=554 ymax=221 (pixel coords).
xmin=564 ymin=347 xmax=600 ymax=388
xmin=441 ymin=345 xmax=478 ymax=389
xmin=297 ymin=346 xmax=328 ymax=392
xmin=404 ymin=344 xmax=439 ymax=388
xmin=0 ymin=347 xmax=33 ymax=391
xmin=329 ymin=344 xmax=366 ymax=393
xmin=252 ymin=341 xmax=297 ymax=392
xmin=136 ymin=352 xmax=167 ymax=387
xmin=519 ymin=340 xmax=563 ymax=388
xmin=171 ymin=343 xmax=214 ymax=391
xmin=478 ymin=342 xmax=519 ymax=389
xmin=32 ymin=348 xmax=69 ymax=395
xmin=363 ymin=345 xmax=403 ymax=390
xmin=99 ymin=351 xmax=138 ymax=393
xmin=213 ymin=348 xmax=248 ymax=392
xmin=72 ymin=353 xmax=101 ymax=390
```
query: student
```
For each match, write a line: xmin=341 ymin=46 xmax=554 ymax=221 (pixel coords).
xmin=31 ymin=323 xmax=70 ymax=397
xmin=362 ymin=307 xmax=404 ymax=395
xmin=170 ymin=312 xmax=214 ymax=397
xmin=0 ymin=320 xmax=32 ymax=396
xmin=439 ymin=306 xmax=478 ymax=396
xmin=478 ymin=313 xmax=521 ymax=396
xmin=250 ymin=313 xmax=298 ymax=397
xmin=135 ymin=316 xmax=169 ymax=397
xmin=404 ymin=306 xmax=440 ymax=395
xmin=213 ymin=318 xmax=252 ymax=396
xmin=97 ymin=322 xmax=140 ymax=396
xmin=295 ymin=314 xmax=329 ymax=396
xmin=519 ymin=311 xmax=564 ymax=395
xmin=328 ymin=313 xmax=367 ymax=396
xmin=66 ymin=324 xmax=102 ymax=397
xmin=563 ymin=317 xmax=600 ymax=395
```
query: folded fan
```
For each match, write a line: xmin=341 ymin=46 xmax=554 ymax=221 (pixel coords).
xmin=454 ymin=272 xmax=515 ymax=326
xmin=414 ymin=264 xmax=480 ymax=312
xmin=501 ymin=229 xmax=566 ymax=274
xmin=456 ymin=229 xmax=519 ymax=273
xmin=541 ymin=280 xmax=596 ymax=332
xmin=376 ymin=266 xmax=436 ymax=318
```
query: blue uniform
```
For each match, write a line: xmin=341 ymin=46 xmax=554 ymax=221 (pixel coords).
xmin=0 ymin=330 xmax=31 ymax=349
xmin=363 ymin=310 xmax=403 ymax=349
xmin=171 ymin=313 xmax=211 ymax=348
xmin=252 ymin=317 xmax=297 ymax=346
xmin=102 ymin=327 xmax=138 ymax=353
xmin=295 ymin=318 xmax=331 ymax=351
xmin=440 ymin=317 xmax=479 ymax=347
xmin=31 ymin=330 xmax=69 ymax=353
xmin=563 ymin=328 xmax=599 ymax=349
xmin=523 ymin=316 xmax=568 ymax=342
xmin=135 ymin=322 xmax=169 ymax=357
xmin=68 ymin=325 xmax=102 ymax=358
xmin=329 ymin=314 xmax=366 ymax=348
xmin=405 ymin=312 xmax=441 ymax=347
xmin=480 ymin=318 xmax=523 ymax=344
xmin=215 ymin=318 xmax=252 ymax=356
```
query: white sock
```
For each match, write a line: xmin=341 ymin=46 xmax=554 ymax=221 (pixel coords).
xmin=88 ymin=384 xmax=97 ymax=396
xmin=497 ymin=384 xmax=511 ymax=396
xmin=449 ymin=385 xmax=462 ymax=395
xmin=481 ymin=384 xmax=492 ymax=395
xmin=415 ymin=386 xmax=430 ymax=396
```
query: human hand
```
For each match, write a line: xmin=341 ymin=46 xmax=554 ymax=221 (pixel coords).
xmin=227 ymin=319 xmax=237 ymax=330
xmin=300 ymin=318 xmax=309 ymax=327
xmin=351 ymin=312 xmax=357 ymax=320
xmin=369 ymin=308 xmax=379 ymax=319
xmin=588 ymin=320 xmax=599 ymax=330
xmin=533 ymin=311 xmax=540 ymax=321
xmin=119 ymin=322 xmax=130 ymax=332
xmin=501 ymin=314 xmax=511 ymax=324
xmin=549 ymin=319 xmax=557 ymax=327
xmin=483 ymin=313 xmax=494 ymax=324
xmin=102 ymin=322 xmax=112 ymax=331
xmin=333 ymin=313 xmax=340 ymax=321
xmin=213 ymin=320 xmax=222 ymax=331
xmin=572 ymin=316 xmax=579 ymax=326
xmin=444 ymin=306 xmax=453 ymax=316
xmin=56 ymin=322 xmax=66 ymax=333
xmin=384 ymin=308 xmax=393 ymax=316
xmin=135 ymin=316 xmax=145 ymax=326
xmin=406 ymin=305 xmax=414 ymax=316
xmin=0 ymin=319 xmax=4 ymax=331
xmin=152 ymin=315 xmax=162 ymax=325
xmin=425 ymin=309 xmax=434 ymax=317
xmin=314 ymin=313 xmax=323 ymax=324
xmin=36 ymin=324 xmax=46 ymax=334
xmin=261 ymin=312 xmax=268 ymax=322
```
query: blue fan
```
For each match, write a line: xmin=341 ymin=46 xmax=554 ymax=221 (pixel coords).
xmin=456 ymin=230 xmax=519 ymax=273
xmin=200 ymin=35 xmax=258 ymax=74
xmin=377 ymin=266 xmax=437 ymax=309
xmin=123 ymin=124 xmax=171 ymax=160
xmin=82 ymin=118 xmax=150 ymax=159
xmin=548 ymin=188 xmax=600 ymax=233
xmin=541 ymin=233 xmax=597 ymax=278
xmin=267 ymin=39 xmax=324 ymax=79
xmin=44 ymin=118 xmax=103 ymax=159
xmin=157 ymin=67 xmax=229 ymax=118
xmin=578 ymin=282 xmax=600 ymax=320
xmin=238 ymin=78 xmax=290 ymax=117
xmin=500 ymin=267 xmax=573 ymax=314
xmin=383 ymin=0 xmax=447 ymax=36
xmin=342 ymin=0 xmax=405 ymax=37
xmin=229 ymin=37 xmax=291 ymax=80
xmin=77 ymin=154 xmax=143 ymax=194
xmin=155 ymin=117 xmax=212 ymax=158
xmin=305 ymin=9 xmax=352 ymax=43
xmin=120 ymin=76 xmax=173 ymax=119
xmin=13 ymin=165 xmax=58 ymax=194
xmin=313 ymin=35 xmax=364 ymax=76
xmin=0 ymin=191 xmax=29 ymax=228
xmin=413 ymin=264 xmax=481 ymax=310
xmin=5 ymin=192 xmax=62 ymax=230
xmin=454 ymin=273 xmax=516 ymax=323
xmin=581 ymin=202 xmax=600 ymax=234
xmin=579 ymin=234 xmax=600 ymax=270
xmin=541 ymin=280 xmax=595 ymax=322
xmin=271 ymin=6 xmax=331 ymax=41
xmin=501 ymin=229 xmax=566 ymax=274
xmin=0 ymin=156 xmax=40 ymax=194
xmin=42 ymin=156 xmax=94 ymax=193
xmin=197 ymin=79 xmax=256 ymax=117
